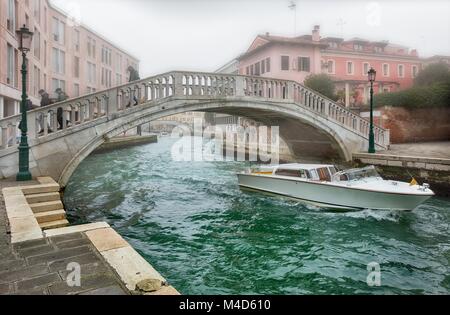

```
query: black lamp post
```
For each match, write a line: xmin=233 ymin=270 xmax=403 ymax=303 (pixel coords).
xmin=16 ymin=25 xmax=33 ymax=181
xmin=368 ymin=67 xmax=376 ymax=154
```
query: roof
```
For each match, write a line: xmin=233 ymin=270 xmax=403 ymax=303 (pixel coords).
xmin=344 ymin=37 xmax=370 ymax=43
xmin=238 ymin=34 xmax=328 ymax=60
xmin=257 ymin=34 xmax=328 ymax=47
xmin=321 ymin=37 xmax=344 ymax=43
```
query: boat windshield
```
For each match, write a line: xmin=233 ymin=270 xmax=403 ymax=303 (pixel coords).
xmin=332 ymin=166 xmax=380 ymax=182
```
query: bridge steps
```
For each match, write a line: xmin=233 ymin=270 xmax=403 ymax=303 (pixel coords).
xmin=26 ymin=192 xmax=61 ymax=204
xmin=21 ymin=184 xmax=60 ymax=195
xmin=29 ymin=200 xmax=64 ymax=213
xmin=39 ymin=219 xmax=70 ymax=230
xmin=35 ymin=209 xmax=67 ymax=224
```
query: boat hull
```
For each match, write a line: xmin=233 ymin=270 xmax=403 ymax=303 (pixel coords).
xmin=237 ymin=174 xmax=433 ymax=211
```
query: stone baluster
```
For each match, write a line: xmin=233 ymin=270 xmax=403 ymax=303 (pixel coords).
xmin=1 ymin=126 xmax=8 ymax=149
xmin=235 ymin=76 xmax=245 ymax=97
xmin=27 ymin=111 xmax=37 ymax=140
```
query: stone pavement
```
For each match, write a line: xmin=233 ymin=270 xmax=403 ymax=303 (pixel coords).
xmin=380 ymin=141 xmax=450 ymax=159
xmin=0 ymin=180 xmax=129 ymax=295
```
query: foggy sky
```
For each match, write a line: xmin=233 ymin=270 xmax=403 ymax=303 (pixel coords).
xmin=51 ymin=0 xmax=450 ymax=77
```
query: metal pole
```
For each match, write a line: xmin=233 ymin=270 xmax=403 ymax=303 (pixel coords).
xmin=368 ymin=80 xmax=376 ymax=154
xmin=16 ymin=52 xmax=32 ymax=181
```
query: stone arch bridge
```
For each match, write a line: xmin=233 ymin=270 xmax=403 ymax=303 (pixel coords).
xmin=0 ymin=71 xmax=389 ymax=187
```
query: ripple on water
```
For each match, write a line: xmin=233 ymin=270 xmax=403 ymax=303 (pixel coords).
xmin=64 ymin=137 xmax=450 ymax=295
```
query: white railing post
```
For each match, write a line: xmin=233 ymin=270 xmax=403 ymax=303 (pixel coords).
xmin=173 ymin=72 xmax=184 ymax=97
xmin=27 ymin=112 xmax=37 ymax=140
xmin=235 ymin=76 xmax=245 ymax=97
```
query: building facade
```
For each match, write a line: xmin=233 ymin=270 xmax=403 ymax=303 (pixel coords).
xmin=237 ymin=26 xmax=423 ymax=107
xmin=0 ymin=0 xmax=139 ymax=119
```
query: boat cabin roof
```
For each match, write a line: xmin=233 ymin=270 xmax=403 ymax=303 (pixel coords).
xmin=273 ymin=163 xmax=335 ymax=171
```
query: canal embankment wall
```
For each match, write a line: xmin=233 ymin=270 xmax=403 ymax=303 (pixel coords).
xmin=94 ymin=134 xmax=158 ymax=154
xmin=353 ymin=153 xmax=450 ymax=197
xmin=377 ymin=106 xmax=450 ymax=144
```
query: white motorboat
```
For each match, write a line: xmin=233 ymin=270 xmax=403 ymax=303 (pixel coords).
xmin=237 ymin=164 xmax=434 ymax=211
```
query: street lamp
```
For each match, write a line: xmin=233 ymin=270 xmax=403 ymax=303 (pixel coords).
xmin=367 ymin=67 xmax=376 ymax=154
xmin=16 ymin=25 xmax=33 ymax=181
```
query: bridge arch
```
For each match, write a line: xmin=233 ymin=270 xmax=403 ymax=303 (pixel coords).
xmin=58 ymin=98 xmax=351 ymax=187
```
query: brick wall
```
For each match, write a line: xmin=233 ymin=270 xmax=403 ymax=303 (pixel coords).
xmin=380 ymin=106 xmax=450 ymax=143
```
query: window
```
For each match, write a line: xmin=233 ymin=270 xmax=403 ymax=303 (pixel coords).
xmin=43 ymin=41 xmax=47 ymax=66
xmin=383 ymin=87 xmax=390 ymax=93
xmin=74 ymin=30 xmax=80 ymax=52
xmin=101 ymin=68 xmax=112 ymax=87
xmin=275 ymin=169 xmax=305 ymax=178
xmin=298 ymin=57 xmax=310 ymax=72
xmin=7 ymin=44 xmax=15 ymax=86
xmin=261 ymin=60 xmax=265 ymax=74
xmin=7 ymin=0 xmax=16 ymax=32
xmin=327 ymin=60 xmax=334 ymax=74
xmin=51 ymin=79 xmax=65 ymax=94
xmin=383 ymin=63 xmax=389 ymax=76
xmin=52 ymin=17 xmax=65 ymax=44
xmin=250 ymin=64 xmax=254 ymax=75
xmin=281 ymin=56 xmax=290 ymax=70
xmin=73 ymin=56 xmax=80 ymax=78
xmin=354 ymin=43 xmax=363 ymax=51
xmin=102 ymin=46 xmax=112 ymax=65
xmin=329 ymin=42 xmax=338 ymax=49
xmin=317 ymin=168 xmax=331 ymax=181
xmin=87 ymin=62 xmax=96 ymax=84
xmin=412 ymin=65 xmax=418 ymax=78
xmin=398 ymin=64 xmax=404 ymax=78
xmin=116 ymin=53 xmax=122 ymax=72
xmin=87 ymin=37 xmax=96 ymax=58
xmin=254 ymin=62 xmax=260 ymax=76
xmin=245 ymin=67 xmax=249 ymax=75
xmin=33 ymin=0 xmax=41 ymax=23
xmin=44 ymin=7 xmax=47 ymax=32
xmin=266 ymin=58 xmax=271 ymax=73
xmin=33 ymin=28 xmax=40 ymax=60
xmin=347 ymin=61 xmax=354 ymax=75
xmin=363 ymin=62 xmax=370 ymax=76
xmin=116 ymin=73 xmax=122 ymax=85
xmin=52 ymin=48 xmax=65 ymax=74
xmin=73 ymin=84 xmax=80 ymax=97
xmin=374 ymin=46 xmax=384 ymax=53
xmin=86 ymin=87 xmax=96 ymax=94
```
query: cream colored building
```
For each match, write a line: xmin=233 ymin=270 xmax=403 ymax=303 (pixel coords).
xmin=0 ymin=0 xmax=139 ymax=119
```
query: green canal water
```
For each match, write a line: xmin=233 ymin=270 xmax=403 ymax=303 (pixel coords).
xmin=64 ymin=137 xmax=450 ymax=295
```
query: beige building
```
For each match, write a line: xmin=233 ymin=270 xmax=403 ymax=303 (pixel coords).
xmin=0 ymin=0 xmax=139 ymax=119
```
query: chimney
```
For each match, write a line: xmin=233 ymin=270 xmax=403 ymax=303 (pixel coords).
xmin=265 ymin=32 xmax=270 ymax=37
xmin=312 ymin=25 xmax=320 ymax=42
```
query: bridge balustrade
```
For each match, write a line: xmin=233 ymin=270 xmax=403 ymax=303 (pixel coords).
xmin=0 ymin=71 xmax=390 ymax=152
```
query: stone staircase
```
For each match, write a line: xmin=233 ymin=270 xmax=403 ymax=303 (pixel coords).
xmin=24 ymin=177 xmax=69 ymax=230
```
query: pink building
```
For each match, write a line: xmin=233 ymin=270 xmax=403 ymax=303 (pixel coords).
xmin=0 ymin=0 xmax=139 ymax=119
xmin=237 ymin=26 xmax=423 ymax=107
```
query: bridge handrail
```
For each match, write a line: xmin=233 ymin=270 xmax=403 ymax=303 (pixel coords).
xmin=0 ymin=71 xmax=389 ymax=151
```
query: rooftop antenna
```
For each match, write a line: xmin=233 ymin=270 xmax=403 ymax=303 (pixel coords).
xmin=288 ymin=1 xmax=297 ymax=36
xmin=337 ymin=18 xmax=347 ymax=38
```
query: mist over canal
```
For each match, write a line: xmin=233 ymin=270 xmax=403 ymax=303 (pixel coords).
xmin=64 ymin=137 xmax=450 ymax=294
